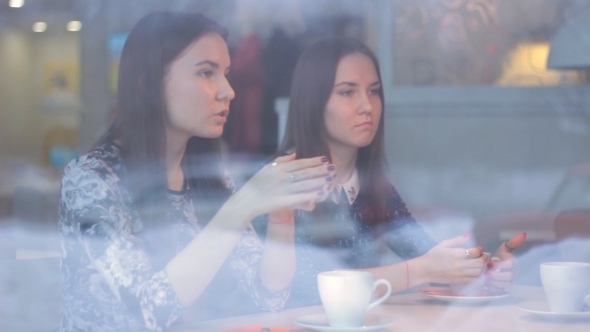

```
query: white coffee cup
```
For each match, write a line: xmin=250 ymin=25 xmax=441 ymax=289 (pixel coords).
xmin=540 ymin=262 xmax=590 ymax=313
xmin=317 ymin=270 xmax=391 ymax=327
xmin=450 ymin=252 xmax=491 ymax=296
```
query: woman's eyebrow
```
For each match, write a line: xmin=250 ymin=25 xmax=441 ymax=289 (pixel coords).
xmin=194 ymin=60 xmax=219 ymax=68
xmin=333 ymin=81 xmax=381 ymax=88
xmin=333 ymin=81 xmax=357 ymax=88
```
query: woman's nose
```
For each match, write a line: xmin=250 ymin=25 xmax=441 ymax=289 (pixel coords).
xmin=357 ymin=92 xmax=373 ymax=114
xmin=218 ymin=76 xmax=235 ymax=102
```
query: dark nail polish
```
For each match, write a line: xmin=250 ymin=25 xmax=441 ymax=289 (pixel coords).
xmin=325 ymin=176 xmax=333 ymax=182
xmin=321 ymin=157 xmax=329 ymax=163
xmin=327 ymin=165 xmax=335 ymax=171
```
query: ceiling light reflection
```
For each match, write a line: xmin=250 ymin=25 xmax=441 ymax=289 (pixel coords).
xmin=67 ymin=21 xmax=82 ymax=32
xmin=9 ymin=0 xmax=24 ymax=8
xmin=32 ymin=22 xmax=47 ymax=32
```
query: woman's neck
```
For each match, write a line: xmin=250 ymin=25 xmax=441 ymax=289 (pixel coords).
xmin=329 ymin=144 xmax=358 ymax=185
xmin=165 ymin=131 xmax=188 ymax=191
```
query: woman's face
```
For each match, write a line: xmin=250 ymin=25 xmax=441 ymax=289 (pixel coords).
xmin=164 ymin=32 xmax=234 ymax=141
xmin=323 ymin=52 xmax=382 ymax=153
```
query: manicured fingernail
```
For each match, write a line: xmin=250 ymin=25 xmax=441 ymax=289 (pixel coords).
xmin=327 ymin=165 xmax=335 ymax=171
xmin=321 ymin=157 xmax=329 ymax=163
xmin=463 ymin=231 xmax=471 ymax=238
xmin=317 ymin=190 xmax=324 ymax=196
xmin=487 ymin=262 xmax=495 ymax=268
xmin=325 ymin=176 xmax=333 ymax=182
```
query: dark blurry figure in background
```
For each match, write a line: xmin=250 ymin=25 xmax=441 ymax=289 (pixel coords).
xmin=224 ymin=28 xmax=303 ymax=156
xmin=226 ymin=33 xmax=265 ymax=153
xmin=260 ymin=37 xmax=527 ymax=308
xmin=259 ymin=28 xmax=303 ymax=155
xmin=58 ymin=12 xmax=333 ymax=331
xmin=225 ymin=16 xmax=363 ymax=156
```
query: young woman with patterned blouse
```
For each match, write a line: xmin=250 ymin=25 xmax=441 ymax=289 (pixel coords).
xmin=260 ymin=38 xmax=527 ymax=308
xmin=58 ymin=12 xmax=335 ymax=331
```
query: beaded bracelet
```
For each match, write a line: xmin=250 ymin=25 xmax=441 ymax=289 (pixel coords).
xmin=405 ymin=260 xmax=410 ymax=290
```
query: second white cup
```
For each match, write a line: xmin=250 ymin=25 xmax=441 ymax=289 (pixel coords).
xmin=540 ymin=262 xmax=590 ymax=313
xmin=318 ymin=270 xmax=391 ymax=327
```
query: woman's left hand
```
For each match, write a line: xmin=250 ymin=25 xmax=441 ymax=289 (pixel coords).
xmin=487 ymin=232 xmax=527 ymax=293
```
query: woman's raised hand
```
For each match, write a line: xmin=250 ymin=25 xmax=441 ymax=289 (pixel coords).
xmin=237 ymin=153 xmax=336 ymax=220
xmin=413 ymin=233 xmax=488 ymax=285
xmin=486 ymin=232 xmax=526 ymax=293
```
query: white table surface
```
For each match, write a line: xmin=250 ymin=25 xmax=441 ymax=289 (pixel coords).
xmin=172 ymin=286 xmax=590 ymax=332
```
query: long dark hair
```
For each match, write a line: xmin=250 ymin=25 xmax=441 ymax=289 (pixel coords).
xmin=280 ymin=37 xmax=389 ymax=226
xmin=96 ymin=12 xmax=230 ymax=269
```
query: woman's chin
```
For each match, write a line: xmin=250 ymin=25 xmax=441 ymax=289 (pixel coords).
xmin=355 ymin=138 xmax=375 ymax=148
xmin=193 ymin=128 xmax=224 ymax=139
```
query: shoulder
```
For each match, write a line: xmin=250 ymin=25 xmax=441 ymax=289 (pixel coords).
xmin=356 ymin=177 xmax=411 ymax=216
xmin=380 ymin=181 xmax=410 ymax=212
xmin=358 ymin=177 xmax=400 ymax=201
xmin=64 ymin=142 xmax=122 ymax=178
xmin=61 ymin=143 xmax=123 ymax=206
xmin=384 ymin=181 xmax=404 ymax=202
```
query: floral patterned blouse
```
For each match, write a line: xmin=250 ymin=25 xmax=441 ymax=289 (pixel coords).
xmin=58 ymin=143 xmax=289 ymax=331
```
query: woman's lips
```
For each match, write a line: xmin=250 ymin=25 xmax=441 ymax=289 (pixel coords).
xmin=356 ymin=121 xmax=373 ymax=129
xmin=215 ymin=110 xmax=228 ymax=123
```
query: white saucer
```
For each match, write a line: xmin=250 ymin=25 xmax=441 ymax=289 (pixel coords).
xmin=294 ymin=313 xmax=396 ymax=332
xmin=420 ymin=288 xmax=509 ymax=305
xmin=518 ymin=302 xmax=590 ymax=320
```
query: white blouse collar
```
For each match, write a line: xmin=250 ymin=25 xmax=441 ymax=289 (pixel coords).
xmin=330 ymin=168 xmax=359 ymax=205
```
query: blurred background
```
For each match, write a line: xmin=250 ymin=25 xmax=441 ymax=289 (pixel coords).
xmin=0 ymin=0 xmax=589 ymax=330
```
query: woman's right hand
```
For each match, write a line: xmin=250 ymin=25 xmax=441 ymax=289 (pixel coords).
xmin=237 ymin=153 xmax=336 ymax=220
xmin=412 ymin=233 xmax=487 ymax=285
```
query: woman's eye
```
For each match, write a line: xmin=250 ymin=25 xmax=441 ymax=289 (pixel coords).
xmin=369 ymin=88 xmax=380 ymax=95
xmin=199 ymin=70 xmax=214 ymax=78
xmin=339 ymin=90 xmax=353 ymax=96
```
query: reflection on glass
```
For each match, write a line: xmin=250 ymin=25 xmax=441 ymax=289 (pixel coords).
xmin=392 ymin=0 xmax=590 ymax=86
